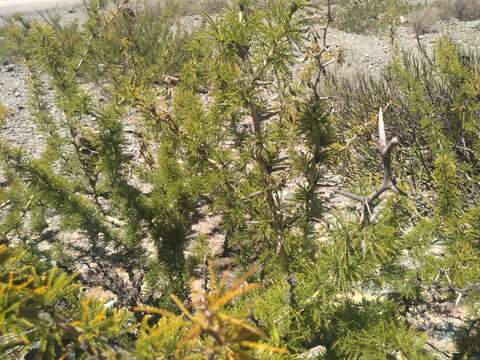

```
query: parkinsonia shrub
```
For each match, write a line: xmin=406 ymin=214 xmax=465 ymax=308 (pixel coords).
xmin=1 ymin=0 xmax=480 ymax=359
xmin=2 ymin=0 xmax=200 ymax=306
xmin=326 ymin=36 xmax=480 ymax=358
xmin=0 ymin=0 xmax=334 ymax=355
xmin=329 ymin=37 xmax=480 ymax=191
xmin=0 ymin=244 xmax=134 ymax=358
xmin=183 ymin=0 xmax=334 ymax=298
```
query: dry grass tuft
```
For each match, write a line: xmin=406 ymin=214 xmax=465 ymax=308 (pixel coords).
xmin=437 ymin=0 xmax=480 ymax=21
xmin=180 ymin=0 xmax=229 ymax=16
xmin=410 ymin=5 xmax=441 ymax=34
xmin=0 ymin=103 xmax=8 ymax=125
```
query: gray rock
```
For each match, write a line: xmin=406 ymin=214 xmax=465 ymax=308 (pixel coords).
xmin=4 ymin=64 xmax=15 ymax=73
xmin=298 ymin=345 xmax=327 ymax=359
xmin=464 ymin=20 xmax=480 ymax=29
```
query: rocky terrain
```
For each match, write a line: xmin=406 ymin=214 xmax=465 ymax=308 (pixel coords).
xmin=1 ymin=4 xmax=479 ymax=158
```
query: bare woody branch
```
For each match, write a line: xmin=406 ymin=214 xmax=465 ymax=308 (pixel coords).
xmin=334 ymin=108 xmax=406 ymax=226
xmin=430 ymin=269 xmax=480 ymax=306
xmin=307 ymin=0 xmax=336 ymax=101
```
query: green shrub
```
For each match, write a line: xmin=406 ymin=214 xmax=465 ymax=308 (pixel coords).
xmin=0 ymin=244 xmax=134 ymax=358
xmin=1 ymin=0 xmax=480 ymax=358
xmin=327 ymin=37 xmax=480 ymax=191
xmin=1 ymin=3 xmax=201 ymax=310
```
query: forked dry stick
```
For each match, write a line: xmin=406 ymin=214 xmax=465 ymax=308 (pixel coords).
xmin=306 ymin=0 xmax=336 ymax=101
xmin=335 ymin=108 xmax=406 ymax=226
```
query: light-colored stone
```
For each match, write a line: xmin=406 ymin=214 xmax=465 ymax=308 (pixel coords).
xmin=85 ymin=286 xmax=118 ymax=305
xmin=298 ymin=345 xmax=327 ymax=359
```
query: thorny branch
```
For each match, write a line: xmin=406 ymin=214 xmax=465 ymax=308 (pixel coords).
xmin=335 ymin=108 xmax=406 ymax=226
xmin=430 ymin=269 xmax=480 ymax=306
xmin=307 ymin=0 xmax=336 ymax=101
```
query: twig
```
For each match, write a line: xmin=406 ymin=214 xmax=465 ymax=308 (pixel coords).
xmin=307 ymin=0 xmax=336 ymax=101
xmin=425 ymin=341 xmax=454 ymax=359
xmin=429 ymin=269 xmax=480 ymax=305
xmin=0 ymin=200 xmax=11 ymax=210
xmin=334 ymin=108 xmax=406 ymax=226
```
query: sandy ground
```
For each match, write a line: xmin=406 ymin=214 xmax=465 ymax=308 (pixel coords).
xmin=0 ymin=0 xmax=82 ymax=16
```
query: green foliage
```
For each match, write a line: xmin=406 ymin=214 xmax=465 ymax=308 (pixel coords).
xmin=136 ymin=264 xmax=288 ymax=359
xmin=432 ymin=154 xmax=462 ymax=219
xmin=1 ymin=0 xmax=202 ymax=305
xmin=325 ymin=35 xmax=480 ymax=358
xmin=1 ymin=0 xmax=480 ymax=359
xmin=329 ymin=37 xmax=480 ymax=190
xmin=0 ymin=244 xmax=133 ymax=359
xmin=331 ymin=301 xmax=430 ymax=360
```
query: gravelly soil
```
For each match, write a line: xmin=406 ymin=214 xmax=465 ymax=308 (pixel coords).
xmin=0 ymin=62 xmax=45 ymax=156
xmin=1 ymin=9 xmax=478 ymax=158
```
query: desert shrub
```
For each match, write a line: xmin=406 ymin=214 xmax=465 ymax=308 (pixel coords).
xmin=1 ymin=0 xmax=204 ymax=307
xmin=327 ymin=37 xmax=480 ymax=191
xmin=136 ymin=264 xmax=288 ymax=359
xmin=1 ymin=0 xmax=480 ymax=359
xmin=317 ymin=36 xmax=480 ymax=357
xmin=410 ymin=5 xmax=441 ymax=34
xmin=80 ymin=0 xmax=194 ymax=84
xmin=411 ymin=0 xmax=480 ymax=34
xmin=1 ymin=0 xmax=333 ymax=328
xmin=0 ymin=244 xmax=134 ymax=358
xmin=433 ymin=0 xmax=480 ymax=21
xmin=334 ymin=0 xmax=412 ymax=35
xmin=0 ymin=243 xmax=278 ymax=359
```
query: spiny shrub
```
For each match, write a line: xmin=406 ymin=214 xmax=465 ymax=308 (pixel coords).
xmin=327 ymin=37 xmax=480 ymax=192
xmin=136 ymin=264 xmax=287 ymax=359
xmin=0 ymin=244 xmax=134 ymax=359
xmin=321 ymin=36 xmax=480 ymax=357
xmin=1 ymin=0 xmax=480 ymax=359
xmin=1 ymin=0 xmax=201 ymax=307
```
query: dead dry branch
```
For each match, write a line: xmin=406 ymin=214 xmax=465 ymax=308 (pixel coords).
xmin=335 ymin=108 xmax=406 ymax=226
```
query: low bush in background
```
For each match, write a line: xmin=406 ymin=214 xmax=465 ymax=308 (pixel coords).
xmin=334 ymin=0 xmax=412 ymax=35
xmin=434 ymin=0 xmax=480 ymax=21
xmin=411 ymin=0 xmax=480 ymax=35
